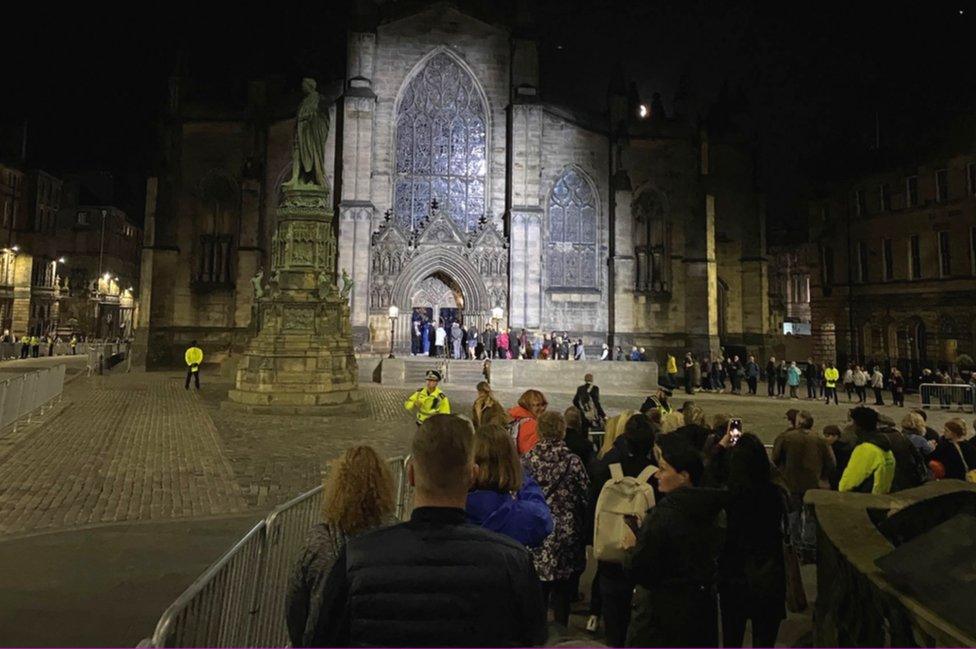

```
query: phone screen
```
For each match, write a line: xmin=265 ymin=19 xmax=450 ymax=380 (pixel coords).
xmin=730 ymin=418 xmax=742 ymax=444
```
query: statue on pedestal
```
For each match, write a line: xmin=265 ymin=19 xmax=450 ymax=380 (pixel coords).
xmin=284 ymin=78 xmax=330 ymax=189
xmin=251 ymin=268 xmax=265 ymax=300
xmin=339 ymin=268 xmax=354 ymax=300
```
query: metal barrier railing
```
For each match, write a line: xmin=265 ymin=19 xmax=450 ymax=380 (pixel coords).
xmin=919 ymin=383 xmax=975 ymax=413
xmin=0 ymin=341 xmax=103 ymax=361
xmin=0 ymin=364 xmax=67 ymax=432
xmin=146 ymin=455 xmax=411 ymax=648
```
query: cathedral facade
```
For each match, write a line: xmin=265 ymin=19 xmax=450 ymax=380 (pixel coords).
xmin=140 ymin=2 xmax=770 ymax=367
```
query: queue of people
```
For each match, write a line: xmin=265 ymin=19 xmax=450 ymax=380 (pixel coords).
xmin=282 ymin=364 xmax=976 ymax=648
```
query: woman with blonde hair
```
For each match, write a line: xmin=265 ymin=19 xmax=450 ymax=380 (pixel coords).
xmin=286 ymin=446 xmax=396 ymax=647
xmin=900 ymin=411 xmax=934 ymax=455
xmin=472 ymin=381 xmax=508 ymax=429
xmin=465 ymin=424 xmax=553 ymax=546
xmin=508 ymin=388 xmax=548 ymax=454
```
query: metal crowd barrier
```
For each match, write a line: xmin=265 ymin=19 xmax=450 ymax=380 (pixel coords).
xmin=0 ymin=364 xmax=67 ymax=431
xmin=0 ymin=341 xmax=99 ymax=361
xmin=919 ymin=383 xmax=975 ymax=413
xmin=145 ymin=455 xmax=410 ymax=648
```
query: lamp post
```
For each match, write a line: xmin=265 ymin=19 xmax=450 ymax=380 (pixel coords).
xmin=388 ymin=305 xmax=399 ymax=359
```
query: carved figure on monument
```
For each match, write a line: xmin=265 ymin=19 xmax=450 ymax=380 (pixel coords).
xmin=251 ymin=268 xmax=265 ymax=300
xmin=340 ymin=268 xmax=354 ymax=300
xmin=285 ymin=77 xmax=329 ymax=189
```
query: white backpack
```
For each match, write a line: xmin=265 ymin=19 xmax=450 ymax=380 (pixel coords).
xmin=593 ymin=463 xmax=657 ymax=563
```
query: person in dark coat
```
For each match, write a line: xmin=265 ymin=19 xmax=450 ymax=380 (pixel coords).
xmin=586 ymin=415 xmax=658 ymax=647
xmin=822 ymin=425 xmax=852 ymax=490
xmin=803 ymin=359 xmax=817 ymax=399
xmin=625 ymin=434 xmax=725 ymax=648
xmin=286 ymin=446 xmax=397 ymax=647
xmin=306 ymin=415 xmax=547 ymax=647
xmin=563 ymin=406 xmax=595 ymax=467
xmin=711 ymin=432 xmax=787 ymax=648
xmin=929 ymin=417 xmax=976 ymax=480
xmin=573 ymin=373 xmax=607 ymax=434
xmin=765 ymin=357 xmax=777 ymax=397
xmin=522 ymin=411 xmax=590 ymax=626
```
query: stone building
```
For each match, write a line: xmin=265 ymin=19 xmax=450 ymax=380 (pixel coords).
xmin=0 ymin=162 xmax=140 ymax=338
xmin=806 ymin=139 xmax=976 ymax=376
xmin=142 ymin=1 xmax=770 ymax=366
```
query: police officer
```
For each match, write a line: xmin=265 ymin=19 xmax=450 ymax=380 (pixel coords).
xmin=404 ymin=369 xmax=451 ymax=425
xmin=639 ymin=386 xmax=673 ymax=416
xmin=184 ymin=340 xmax=204 ymax=390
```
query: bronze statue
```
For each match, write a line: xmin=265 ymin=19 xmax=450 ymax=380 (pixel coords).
xmin=285 ymin=78 xmax=329 ymax=188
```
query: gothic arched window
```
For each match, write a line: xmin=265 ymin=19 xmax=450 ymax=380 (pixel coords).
xmin=547 ymin=169 xmax=598 ymax=289
xmin=633 ymin=188 xmax=671 ymax=294
xmin=394 ymin=52 xmax=487 ymax=232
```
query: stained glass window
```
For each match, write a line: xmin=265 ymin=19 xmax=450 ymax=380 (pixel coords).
xmin=394 ymin=52 xmax=487 ymax=231
xmin=547 ymin=170 xmax=598 ymax=289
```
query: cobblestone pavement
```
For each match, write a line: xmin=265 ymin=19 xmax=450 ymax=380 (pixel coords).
xmin=1 ymin=366 xmax=967 ymax=538
xmin=0 ymin=372 xmax=246 ymax=537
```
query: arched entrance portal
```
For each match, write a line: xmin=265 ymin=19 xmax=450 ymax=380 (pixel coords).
xmin=410 ymin=273 xmax=466 ymax=354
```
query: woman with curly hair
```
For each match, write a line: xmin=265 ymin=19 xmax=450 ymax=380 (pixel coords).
xmin=286 ymin=446 xmax=397 ymax=647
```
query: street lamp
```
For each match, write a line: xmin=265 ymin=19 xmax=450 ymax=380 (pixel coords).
xmin=388 ymin=305 xmax=399 ymax=359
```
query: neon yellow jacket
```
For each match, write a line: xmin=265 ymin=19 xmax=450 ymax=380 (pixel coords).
xmin=838 ymin=441 xmax=895 ymax=494
xmin=185 ymin=346 xmax=204 ymax=370
xmin=404 ymin=386 xmax=451 ymax=422
xmin=824 ymin=367 xmax=840 ymax=388
xmin=666 ymin=355 xmax=677 ymax=374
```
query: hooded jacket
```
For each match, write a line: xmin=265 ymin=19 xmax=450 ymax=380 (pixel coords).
xmin=465 ymin=473 xmax=553 ymax=548
xmin=838 ymin=431 xmax=896 ymax=494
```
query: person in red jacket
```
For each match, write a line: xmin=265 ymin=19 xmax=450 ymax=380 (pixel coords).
xmin=509 ymin=389 xmax=548 ymax=454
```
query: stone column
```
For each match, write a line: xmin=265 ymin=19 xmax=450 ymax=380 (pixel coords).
xmin=612 ymin=183 xmax=636 ymax=336
xmin=11 ymin=253 xmax=31 ymax=336
xmin=508 ymin=103 xmax=543 ymax=329
xmin=682 ymin=194 xmax=720 ymax=356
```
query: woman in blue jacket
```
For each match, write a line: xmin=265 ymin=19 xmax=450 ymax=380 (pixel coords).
xmin=466 ymin=424 xmax=553 ymax=547
xmin=787 ymin=361 xmax=801 ymax=399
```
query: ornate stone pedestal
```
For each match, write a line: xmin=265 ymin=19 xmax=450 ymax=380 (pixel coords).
xmin=226 ymin=186 xmax=364 ymax=414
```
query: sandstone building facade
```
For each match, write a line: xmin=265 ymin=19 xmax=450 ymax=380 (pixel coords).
xmin=806 ymin=140 xmax=976 ymax=376
xmin=142 ymin=2 xmax=770 ymax=366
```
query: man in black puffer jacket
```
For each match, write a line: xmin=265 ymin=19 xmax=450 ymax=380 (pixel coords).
xmin=306 ymin=414 xmax=546 ymax=647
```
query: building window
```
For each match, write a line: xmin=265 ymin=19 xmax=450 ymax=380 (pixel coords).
xmin=856 ymin=241 xmax=868 ymax=283
xmin=76 ymin=211 xmax=89 ymax=226
xmin=197 ymin=235 xmax=233 ymax=285
xmin=853 ymin=189 xmax=865 ymax=217
xmin=968 ymin=162 xmax=976 ymax=195
xmin=936 ymin=169 xmax=948 ymax=203
xmin=547 ymin=169 xmax=598 ymax=289
xmin=882 ymin=238 xmax=893 ymax=281
xmin=938 ymin=231 xmax=951 ymax=277
xmin=820 ymin=245 xmax=834 ymax=296
xmin=906 ymin=175 xmax=919 ymax=207
xmin=791 ymin=273 xmax=810 ymax=303
xmin=909 ymin=234 xmax=922 ymax=279
xmin=393 ymin=52 xmax=488 ymax=232
xmin=879 ymin=184 xmax=890 ymax=212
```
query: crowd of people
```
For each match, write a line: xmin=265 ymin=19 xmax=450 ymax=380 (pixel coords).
xmin=284 ymin=368 xmax=976 ymax=647
xmin=669 ymin=351 xmax=975 ymax=409
xmin=0 ymin=329 xmax=83 ymax=359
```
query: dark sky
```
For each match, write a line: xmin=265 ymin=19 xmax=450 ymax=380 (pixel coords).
xmin=2 ymin=0 xmax=972 ymax=239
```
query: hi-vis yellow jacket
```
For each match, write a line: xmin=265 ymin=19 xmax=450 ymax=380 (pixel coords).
xmin=404 ymin=386 xmax=451 ymax=423
xmin=185 ymin=346 xmax=204 ymax=371
xmin=824 ymin=367 xmax=840 ymax=388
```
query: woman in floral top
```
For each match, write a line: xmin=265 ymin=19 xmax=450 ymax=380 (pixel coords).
xmin=522 ymin=410 xmax=590 ymax=626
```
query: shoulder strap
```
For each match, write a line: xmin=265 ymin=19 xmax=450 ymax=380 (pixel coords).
xmin=954 ymin=442 xmax=970 ymax=472
xmin=609 ymin=463 xmax=623 ymax=481
xmin=636 ymin=464 xmax=658 ymax=484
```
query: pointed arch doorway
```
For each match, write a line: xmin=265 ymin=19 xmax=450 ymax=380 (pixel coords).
xmin=409 ymin=272 xmax=466 ymax=355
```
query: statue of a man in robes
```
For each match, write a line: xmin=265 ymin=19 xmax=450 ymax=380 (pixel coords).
xmin=285 ymin=78 xmax=329 ymax=188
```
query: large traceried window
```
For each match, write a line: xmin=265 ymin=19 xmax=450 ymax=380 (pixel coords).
xmin=547 ymin=169 xmax=598 ymax=289
xmin=394 ymin=52 xmax=487 ymax=232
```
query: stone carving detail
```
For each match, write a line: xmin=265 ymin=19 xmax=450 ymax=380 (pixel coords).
xmin=283 ymin=306 xmax=315 ymax=330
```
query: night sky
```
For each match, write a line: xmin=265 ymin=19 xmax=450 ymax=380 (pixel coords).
xmin=2 ymin=0 xmax=972 ymax=241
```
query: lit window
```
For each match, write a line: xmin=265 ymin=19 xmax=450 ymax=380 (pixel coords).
xmin=638 ymin=104 xmax=648 ymax=119
xmin=77 ymin=211 xmax=89 ymax=226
